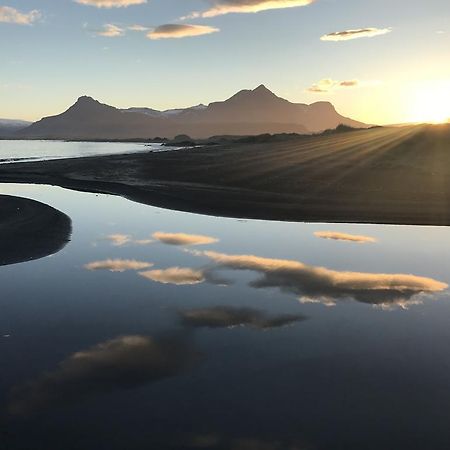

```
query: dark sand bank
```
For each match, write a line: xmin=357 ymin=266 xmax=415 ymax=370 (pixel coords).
xmin=1 ymin=124 xmax=450 ymax=225
xmin=0 ymin=195 xmax=72 ymax=266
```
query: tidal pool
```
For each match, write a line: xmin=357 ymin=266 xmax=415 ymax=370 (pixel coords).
xmin=1 ymin=182 xmax=450 ymax=450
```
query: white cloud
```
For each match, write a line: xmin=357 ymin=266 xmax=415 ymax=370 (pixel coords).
xmin=75 ymin=0 xmax=147 ymax=8
xmin=96 ymin=24 xmax=125 ymax=37
xmin=184 ymin=0 xmax=315 ymax=19
xmin=321 ymin=27 xmax=392 ymax=42
xmin=128 ymin=24 xmax=149 ymax=32
xmin=0 ymin=6 xmax=41 ymax=25
xmin=307 ymin=78 xmax=359 ymax=93
xmin=148 ymin=24 xmax=219 ymax=40
xmin=314 ymin=231 xmax=377 ymax=243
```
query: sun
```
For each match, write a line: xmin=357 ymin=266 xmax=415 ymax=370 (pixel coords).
xmin=408 ymin=80 xmax=450 ymax=124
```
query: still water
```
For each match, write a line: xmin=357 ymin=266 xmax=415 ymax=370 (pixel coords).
xmin=0 ymin=140 xmax=175 ymax=164
xmin=1 ymin=182 xmax=450 ymax=450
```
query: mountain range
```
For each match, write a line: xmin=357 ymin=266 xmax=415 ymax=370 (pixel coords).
xmin=15 ymin=85 xmax=368 ymax=140
xmin=0 ymin=119 xmax=32 ymax=137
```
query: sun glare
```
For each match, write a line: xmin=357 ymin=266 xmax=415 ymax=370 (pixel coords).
xmin=408 ymin=81 xmax=450 ymax=124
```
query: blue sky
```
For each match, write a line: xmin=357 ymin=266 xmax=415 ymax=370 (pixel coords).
xmin=1 ymin=0 xmax=449 ymax=124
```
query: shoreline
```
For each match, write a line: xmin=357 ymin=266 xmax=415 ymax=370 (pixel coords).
xmin=0 ymin=195 xmax=72 ymax=266
xmin=1 ymin=125 xmax=450 ymax=226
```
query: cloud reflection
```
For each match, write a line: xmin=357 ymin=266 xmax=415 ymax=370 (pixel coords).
xmin=9 ymin=334 xmax=198 ymax=415
xmin=105 ymin=234 xmax=153 ymax=246
xmin=140 ymin=267 xmax=206 ymax=285
xmin=153 ymin=232 xmax=218 ymax=247
xmin=180 ymin=306 xmax=306 ymax=330
xmin=85 ymin=259 xmax=153 ymax=272
xmin=105 ymin=233 xmax=132 ymax=246
xmin=179 ymin=433 xmax=309 ymax=449
xmin=192 ymin=250 xmax=447 ymax=308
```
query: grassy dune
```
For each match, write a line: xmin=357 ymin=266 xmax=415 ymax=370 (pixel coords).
xmin=1 ymin=124 xmax=450 ymax=224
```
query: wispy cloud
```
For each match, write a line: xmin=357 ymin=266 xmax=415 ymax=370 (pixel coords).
xmin=0 ymin=6 xmax=41 ymax=25
xmin=139 ymin=267 xmax=206 ymax=285
xmin=184 ymin=0 xmax=315 ymax=19
xmin=308 ymin=78 xmax=360 ymax=93
xmin=84 ymin=259 xmax=153 ymax=272
xmin=96 ymin=24 xmax=125 ymax=37
xmin=75 ymin=0 xmax=147 ymax=8
xmin=321 ymin=27 xmax=392 ymax=42
xmin=153 ymin=232 xmax=218 ymax=246
xmin=147 ymin=24 xmax=220 ymax=40
xmin=128 ymin=24 xmax=149 ymax=31
xmin=314 ymin=231 xmax=377 ymax=243
xmin=307 ymin=78 xmax=380 ymax=93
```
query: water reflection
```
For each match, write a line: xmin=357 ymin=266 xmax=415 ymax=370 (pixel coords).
xmin=176 ymin=434 xmax=309 ymax=450
xmin=84 ymin=230 xmax=448 ymax=309
xmin=140 ymin=267 xmax=206 ymax=285
xmin=192 ymin=250 xmax=448 ymax=308
xmin=180 ymin=306 xmax=306 ymax=330
xmin=85 ymin=259 xmax=153 ymax=272
xmin=153 ymin=232 xmax=219 ymax=246
xmin=3 ymin=183 xmax=450 ymax=450
xmin=9 ymin=334 xmax=199 ymax=416
xmin=105 ymin=234 xmax=154 ymax=246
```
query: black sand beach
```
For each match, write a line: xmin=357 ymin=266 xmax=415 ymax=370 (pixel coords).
xmin=0 ymin=124 xmax=449 ymax=225
xmin=0 ymin=195 xmax=72 ymax=266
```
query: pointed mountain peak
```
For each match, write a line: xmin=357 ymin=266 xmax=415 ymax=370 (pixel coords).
xmin=222 ymin=84 xmax=282 ymax=105
xmin=252 ymin=84 xmax=278 ymax=98
xmin=253 ymin=84 xmax=270 ymax=92
xmin=76 ymin=95 xmax=99 ymax=105
xmin=64 ymin=96 xmax=116 ymax=117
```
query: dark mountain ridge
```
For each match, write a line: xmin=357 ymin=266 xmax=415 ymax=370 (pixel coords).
xmin=17 ymin=85 xmax=367 ymax=140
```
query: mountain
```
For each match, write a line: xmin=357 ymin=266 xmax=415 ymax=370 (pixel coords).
xmin=122 ymin=104 xmax=207 ymax=118
xmin=0 ymin=119 xmax=32 ymax=137
xmin=17 ymin=86 xmax=368 ymax=140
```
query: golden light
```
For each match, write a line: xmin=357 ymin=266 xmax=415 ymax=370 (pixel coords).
xmin=408 ymin=80 xmax=450 ymax=124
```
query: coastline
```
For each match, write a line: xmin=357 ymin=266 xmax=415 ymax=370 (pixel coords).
xmin=1 ymin=124 xmax=450 ymax=226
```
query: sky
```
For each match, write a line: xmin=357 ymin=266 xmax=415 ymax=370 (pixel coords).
xmin=0 ymin=0 xmax=449 ymax=125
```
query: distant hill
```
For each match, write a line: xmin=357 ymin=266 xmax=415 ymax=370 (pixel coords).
xmin=122 ymin=104 xmax=207 ymax=118
xmin=0 ymin=119 xmax=32 ymax=137
xmin=17 ymin=85 xmax=368 ymax=140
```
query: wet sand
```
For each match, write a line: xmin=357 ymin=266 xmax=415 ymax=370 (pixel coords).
xmin=0 ymin=195 xmax=72 ymax=266
xmin=0 ymin=124 xmax=449 ymax=225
